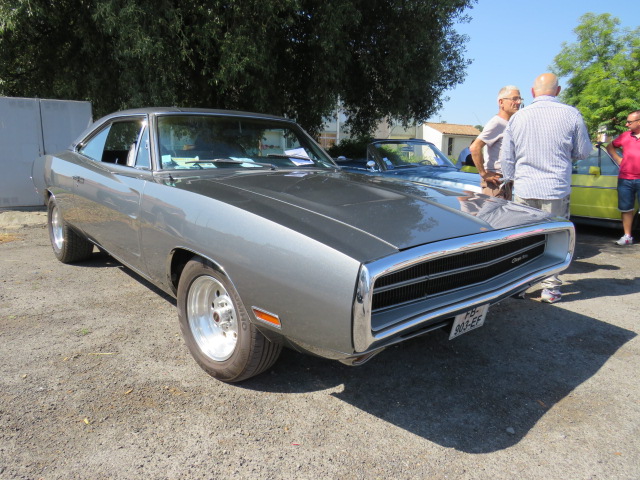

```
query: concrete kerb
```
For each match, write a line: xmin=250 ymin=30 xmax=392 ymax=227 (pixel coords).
xmin=0 ymin=207 xmax=47 ymax=231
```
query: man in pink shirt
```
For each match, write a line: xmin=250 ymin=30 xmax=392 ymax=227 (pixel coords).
xmin=606 ymin=110 xmax=640 ymax=245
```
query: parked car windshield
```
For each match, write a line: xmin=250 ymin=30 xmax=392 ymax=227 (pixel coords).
xmin=369 ymin=141 xmax=456 ymax=169
xmin=156 ymin=115 xmax=335 ymax=170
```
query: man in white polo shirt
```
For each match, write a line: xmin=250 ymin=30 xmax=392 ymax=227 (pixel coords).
xmin=470 ymin=85 xmax=522 ymax=199
xmin=500 ymin=72 xmax=592 ymax=303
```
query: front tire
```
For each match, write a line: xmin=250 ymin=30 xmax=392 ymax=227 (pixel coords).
xmin=177 ymin=258 xmax=282 ymax=382
xmin=47 ymin=197 xmax=94 ymax=263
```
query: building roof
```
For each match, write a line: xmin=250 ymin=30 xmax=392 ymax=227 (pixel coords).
xmin=425 ymin=123 xmax=481 ymax=137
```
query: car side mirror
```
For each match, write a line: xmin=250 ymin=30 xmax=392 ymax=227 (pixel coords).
xmin=589 ymin=166 xmax=601 ymax=176
xmin=366 ymin=160 xmax=378 ymax=172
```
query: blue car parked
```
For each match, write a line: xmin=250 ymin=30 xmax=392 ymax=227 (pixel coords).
xmin=336 ymin=139 xmax=481 ymax=193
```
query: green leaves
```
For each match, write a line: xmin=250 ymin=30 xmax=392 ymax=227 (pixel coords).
xmin=0 ymin=0 xmax=473 ymax=136
xmin=552 ymin=13 xmax=640 ymax=136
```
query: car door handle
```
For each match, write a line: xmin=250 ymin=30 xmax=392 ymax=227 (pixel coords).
xmin=72 ymin=176 xmax=85 ymax=184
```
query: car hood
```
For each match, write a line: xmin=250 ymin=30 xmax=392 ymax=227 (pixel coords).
xmin=381 ymin=166 xmax=482 ymax=193
xmin=170 ymin=170 xmax=553 ymax=260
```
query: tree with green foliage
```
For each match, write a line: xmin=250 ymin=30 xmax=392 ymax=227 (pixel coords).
xmin=0 ymin=0 xmax=473 ymax=136
xmin=327 ymin=136 xmax=372 ymax=159
xmin=552 ymin=13 xmax=640 ymax=137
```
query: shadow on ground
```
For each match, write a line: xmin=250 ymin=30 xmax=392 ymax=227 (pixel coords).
xmin=243 ymin=226 xmax=637 ymax=452
xmin=249 ymin=299 xmax=635 ymax=453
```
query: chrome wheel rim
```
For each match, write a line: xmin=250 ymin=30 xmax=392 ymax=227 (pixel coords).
xmin=187 ymin=275 xmax=239 ymax=361
xmin=51 ymin=205 xmax=65 ymax=252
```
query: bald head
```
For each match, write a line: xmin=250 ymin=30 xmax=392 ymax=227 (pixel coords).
xmin=532 ymin=73 xmax=561 ymax=97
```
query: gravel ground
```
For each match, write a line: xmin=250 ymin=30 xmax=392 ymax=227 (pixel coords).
xmin=1 ymin=210 xmax=639 ymax=479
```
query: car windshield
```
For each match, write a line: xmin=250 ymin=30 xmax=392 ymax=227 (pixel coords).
xmin=156 ymin=115 xmax=335 ymax=170
xmin=369 ymin=141 xmax=455 ymax=169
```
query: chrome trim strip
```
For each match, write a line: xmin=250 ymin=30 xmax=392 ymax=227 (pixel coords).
xmin=571 ymin=185 xmax=617 ymax=190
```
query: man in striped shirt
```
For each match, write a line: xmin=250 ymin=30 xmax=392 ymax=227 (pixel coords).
xmin=500 ymin=73 xmax=592 ymax=303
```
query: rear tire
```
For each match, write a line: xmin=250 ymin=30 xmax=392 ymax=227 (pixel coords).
xmin=177 ymin=257 xmax=282 ymax=382
xmin=47 ymin=197 xmax=94 ymax=263
xmin=632 ymin=212 xmax=640 ymax=234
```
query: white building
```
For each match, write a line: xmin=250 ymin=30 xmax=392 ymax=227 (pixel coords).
xmin=421 ymin=123 xmax=480 ymax=160
xmin=372 ymin=121 xmax=480 ymax=160
xmin=322 ymin=115 xmax=480 ymax=160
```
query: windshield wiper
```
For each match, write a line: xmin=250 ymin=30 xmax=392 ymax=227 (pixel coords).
xmin=186 ymin=158 xmax=244 ymax=165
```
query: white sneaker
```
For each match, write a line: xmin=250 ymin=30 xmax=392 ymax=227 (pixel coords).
xmin=541 ymin=276 xmax=563 ymax=288
xmin=541 ymin=288 xmax=562 ymax=304
xmin=615 ymin=234 xmax=633 ymax=246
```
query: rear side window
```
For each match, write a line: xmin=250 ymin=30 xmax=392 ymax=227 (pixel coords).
xmin=79 ymin=118 xmax=145 ymax=166
xmin=79 ymin=127 xmax=109 ymax=161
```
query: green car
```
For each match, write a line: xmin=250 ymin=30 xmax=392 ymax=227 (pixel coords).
xmin=570 ymin=144 xmax=638 ymax=229
xmin=460 ymin=144 xmax=636 ymax=228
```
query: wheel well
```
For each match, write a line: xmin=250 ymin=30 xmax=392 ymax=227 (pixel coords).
xmin=170 ymin=249 xmax=196 ymax=292
xmin=169 ymin=249 xmax=225 ymax=293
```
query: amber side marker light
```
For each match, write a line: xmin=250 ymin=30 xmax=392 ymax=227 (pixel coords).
xmin=252 ymin=307 xmax=282 ymax=328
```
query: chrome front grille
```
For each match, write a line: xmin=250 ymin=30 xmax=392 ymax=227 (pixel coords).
xmin=372 ymin=234 xmax=546 ymax=311
xmin=353 ymin=223 xmax=575 ymax=354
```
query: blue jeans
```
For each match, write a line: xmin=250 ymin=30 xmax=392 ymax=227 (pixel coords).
xmin=618 ymin=178 xmax=640 ymax=212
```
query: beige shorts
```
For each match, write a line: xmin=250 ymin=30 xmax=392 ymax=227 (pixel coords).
xmin=513 ymin=194 xmax=571 ymax=219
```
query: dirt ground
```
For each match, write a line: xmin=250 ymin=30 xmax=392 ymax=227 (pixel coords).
xmin=1 ymin=210 xmax=639 ymax=480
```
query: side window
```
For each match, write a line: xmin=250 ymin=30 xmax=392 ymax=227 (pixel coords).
xmin=600 ymin=150 xmax=619 ymax=176
xmin=78 ymin=118 xmax=145 ymax=166
xmin=572 ymin=148 xmax=619 ymax=176
xmin=572 ymin=149 xmax=599 ymax=174
xmin=79 ymin=127 xmax=110 ymax=161
xmin=134 ymin=127 xmax=150 ymax=169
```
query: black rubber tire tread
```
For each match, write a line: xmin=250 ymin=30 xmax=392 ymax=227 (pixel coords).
xmin=47 ymin=198 xmax=94 ymax=264
xmin=632 ymin=213 xmax=640 ymax=234
xmin=177 ymin=257 xmax=282 ymax=382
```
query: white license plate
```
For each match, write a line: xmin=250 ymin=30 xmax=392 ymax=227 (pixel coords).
xmin=449 ymin=304 xmax=489 ymax=340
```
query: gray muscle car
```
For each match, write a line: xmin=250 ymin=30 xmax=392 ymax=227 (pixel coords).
xmin=32 ymin=108 xmax=575 ymax=383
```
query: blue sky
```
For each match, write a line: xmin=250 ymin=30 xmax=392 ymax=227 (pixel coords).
xmin=428 ymin=1 xmax=634 ymax=127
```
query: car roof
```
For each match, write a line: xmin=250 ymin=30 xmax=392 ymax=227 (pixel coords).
xmin=71 ymin=108 xmax=296 ymax=149
xmin=98 ymin=107 xmax=289 ymax=122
